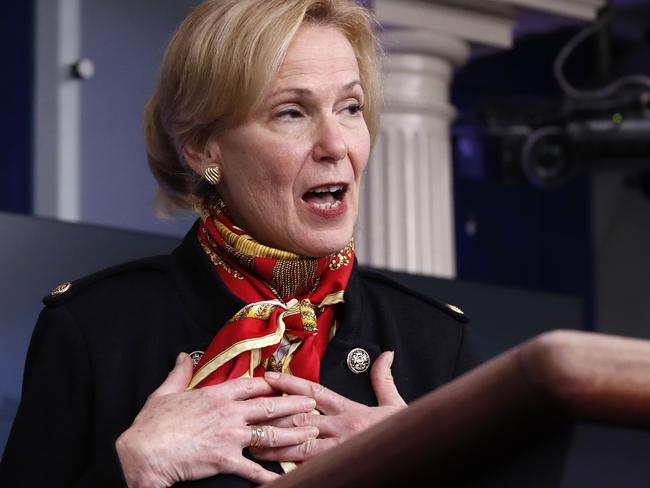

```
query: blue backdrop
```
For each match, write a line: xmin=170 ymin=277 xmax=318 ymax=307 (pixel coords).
xmin=0 ymin=1 xmax=33 ymax=214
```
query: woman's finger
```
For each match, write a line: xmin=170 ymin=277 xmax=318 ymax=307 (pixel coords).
xmin=264 ymin=372 xmax=348 ymax=415
xmin=370 ymin=351 xmax=407 ymax=407
xmin=243 ymin=395 xmax=316 ymax=422
xmin=227 ymin=455 xmax=280 ymax=485
xmin=237 ymin=425 xmax=319 ymax=449
xmin=250 ymin=437 xmax=340 ymax=462
xmin=149 ymin=353 xmax=193 ymax=398
xmin=205 ymin=377 xmax=275 ymax=401
xmin=261 ymin=412 xmax=338 ymax=437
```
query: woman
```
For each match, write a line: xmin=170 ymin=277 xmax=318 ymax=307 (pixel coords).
xmin=0 ymin=0 xmax=478 ymax=486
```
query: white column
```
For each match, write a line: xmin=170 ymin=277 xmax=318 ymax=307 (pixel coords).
xmin=356 ymin=30 xmax=469 ymax=278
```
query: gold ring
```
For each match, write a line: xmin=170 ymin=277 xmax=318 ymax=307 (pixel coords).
xmin=250 ymin=425 xmax=265 ymax=448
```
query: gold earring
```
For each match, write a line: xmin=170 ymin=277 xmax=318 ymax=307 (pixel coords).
xmin=203 ymin=166 xmax=222 ymax=185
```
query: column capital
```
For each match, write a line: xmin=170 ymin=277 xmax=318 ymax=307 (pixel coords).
xmin=374 ymin=0 xmax=605 ymax=49
xmin=379 ymin=29 xmax=470 ymax=67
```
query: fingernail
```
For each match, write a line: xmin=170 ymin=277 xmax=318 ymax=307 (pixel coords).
xmin=388 ymin=351 xmax=395 ymax=367
xmin=304 ymin=398 xmax=317 ymax=409
xmin=176 ymin=352 xmax=187 ymax=366
xmin=307 ymin=427 xmax=319 ymax=437
xmin=265 ymin=371 xmax=280 ymax=379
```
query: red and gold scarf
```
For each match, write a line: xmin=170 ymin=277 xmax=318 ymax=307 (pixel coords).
xmin=188 ymin=198 xmax=354 ymax=391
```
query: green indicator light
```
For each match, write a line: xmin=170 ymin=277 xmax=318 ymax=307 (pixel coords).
xmin=612 ymin=113 xmax=623 ymax=124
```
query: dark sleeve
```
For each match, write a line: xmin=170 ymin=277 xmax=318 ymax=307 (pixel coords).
xmin=0 ymin=305 xmax=127 ymax=487
xmin=452 ymin=323 xmax=483 ymax=377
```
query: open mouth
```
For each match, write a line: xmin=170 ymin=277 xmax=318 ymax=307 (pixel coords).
xmin=302 ymin=184 xmax=348 ymax=210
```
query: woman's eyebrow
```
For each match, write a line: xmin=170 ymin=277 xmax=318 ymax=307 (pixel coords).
xmin=268 ymin=80 xmax=363 ymax=101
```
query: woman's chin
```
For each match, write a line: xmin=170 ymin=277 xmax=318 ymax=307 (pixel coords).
xmin=288 ymin=229 xmax=354 ymax=258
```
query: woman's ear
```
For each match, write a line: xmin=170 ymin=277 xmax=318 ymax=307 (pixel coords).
xmin=182 ymin=139 xmax=222 ymax=177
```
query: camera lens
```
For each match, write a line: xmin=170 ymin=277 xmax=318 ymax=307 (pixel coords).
xmin=521 ymin=127 xmax=575 ymax=188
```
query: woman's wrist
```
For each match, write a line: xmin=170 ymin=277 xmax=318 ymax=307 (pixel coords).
xmin=116 ymin=429 xmax=168 ymax=488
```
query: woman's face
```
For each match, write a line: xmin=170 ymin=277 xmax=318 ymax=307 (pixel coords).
xmin=207 ymin=25 xmax=370 ymax=256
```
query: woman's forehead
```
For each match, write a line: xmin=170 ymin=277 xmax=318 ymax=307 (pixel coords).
xmin=270 ymin=25 xmax=360 ymax=93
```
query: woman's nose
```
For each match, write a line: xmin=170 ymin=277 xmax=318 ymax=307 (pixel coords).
xmin=312 ymin=115 xmax=347 ymax=163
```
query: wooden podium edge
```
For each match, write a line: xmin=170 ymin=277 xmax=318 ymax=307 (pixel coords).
xmin=265 ymin=330 xmax=650 ymax=487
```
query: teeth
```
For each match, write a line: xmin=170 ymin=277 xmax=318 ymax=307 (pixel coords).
xmin=312 ymin=185 xmax=343 ymax=194
xmin=313 ymin=200 xmax=342 ymax=210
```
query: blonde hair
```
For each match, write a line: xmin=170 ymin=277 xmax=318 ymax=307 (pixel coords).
xmin=144 ymin=0 xmax=382 ymax=212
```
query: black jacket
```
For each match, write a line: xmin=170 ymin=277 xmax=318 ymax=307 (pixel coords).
xmin=0 ymin=223 xmax=479 ymax=487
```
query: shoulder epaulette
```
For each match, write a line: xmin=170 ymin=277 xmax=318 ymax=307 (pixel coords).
xmin=358 ymin=267 xmax=469 ymax=323
xmin=43 ymin=256 xmax=169 ymax=306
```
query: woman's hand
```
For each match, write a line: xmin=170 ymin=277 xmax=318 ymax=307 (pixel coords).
xmin=115 ymin=353 xmax=319 ymax=487
xmin=251 ymin=351 xmax=406 ymax=462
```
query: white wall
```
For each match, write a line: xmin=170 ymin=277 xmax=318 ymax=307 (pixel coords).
xmin=34 ymin=0 xmax=200 ymax=236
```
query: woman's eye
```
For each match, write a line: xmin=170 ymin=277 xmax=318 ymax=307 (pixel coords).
xmin=345 ymin=103 xmax=365 ymax=116
xmin=276 ymin=108 xmax=303 ymax=119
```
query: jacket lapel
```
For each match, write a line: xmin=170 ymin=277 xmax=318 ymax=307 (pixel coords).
xmin=171 ymin=221 xmax=246 ymax=340
xmin=321 ymin=262 xmax=383 ymax=406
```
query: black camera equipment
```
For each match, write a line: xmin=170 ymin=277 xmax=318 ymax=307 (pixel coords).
xmin=460 ymin=10 xmax=650 ymax=191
